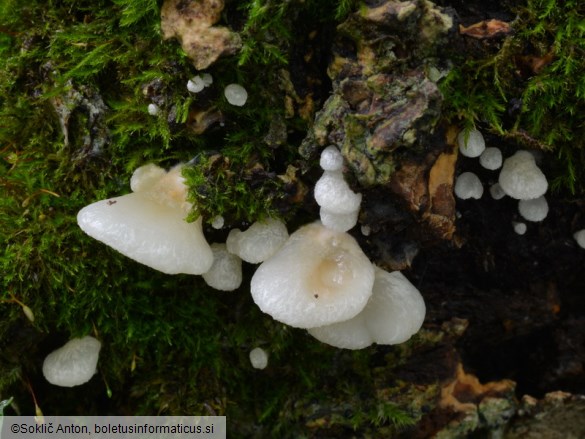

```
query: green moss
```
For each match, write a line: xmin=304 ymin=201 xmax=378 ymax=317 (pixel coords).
xmin=440 ymin=0 xmax=585 ymax=193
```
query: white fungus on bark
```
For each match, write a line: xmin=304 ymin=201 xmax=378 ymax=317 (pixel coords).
xmin=319 ymin=146 xmax=344 ymax=172
xmin=77 ymin=164 xmax=213 ymax=275
xmin=249 ymin=347 xmax=269 ymax=369
xmin=480 ymin=147 xmax=503 ymax=170
xmin=457 ymin=128 xmax=485 ymax=158
xmin=314 ymin=171 xmax=362 ymax=215
xmin=518 ymin=196 xmax=549 ymax=222
xmin=224 ymin=84 xmax=248 ymax=106
xmin=202 ymin=243 xmax=242 ymax=291
xmin=250 ymin=221 xmax=375 ymax=329
xmin=42 ymin=336 xmax=101 ymax=387
xmin=574 ymin=230 xmax=585 ymax=249
xmin=226 ymin=218 xmax=288 ymax=264
xmin=499 ymin=150 xmax=548 ymax=200
xmin=454 ymin=172 xmax=483 ymax=200
xmin=308 ymin=268 xmax=426 ymax=349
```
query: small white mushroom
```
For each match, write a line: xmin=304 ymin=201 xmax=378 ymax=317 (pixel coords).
xmin=147 ymin=103 xmax=160 ymax=116
xmin=513 ymin=221 xmax=527 ymax=235
xmin=226 ymin=218 xmax=288 ymax=264
xmin=224 ymin=84 xmax=248 ymax=106
xmin=479 ymin=147 xmax=503 ymax=170
xmin=314 ymin=171 xmax=362 ymax=215
xmin=573 ymin=229 xmax=585 ymax=249
xmin=250 ymin=222 xmax=375 ymax=328
xmin=249 ymin=347 xmax=269 ymax=369
xmin=457 ymin=128 xmax=486 ymax=158
xmin=454 ymin=172 xmax=483 ymax=200
xmin=42 ymin=336 xmax=101 ymax=387
xmin=518 ymin=196 xmax=549 ymax=222
xmin=489 ymin=183 xmax=506 ymax=200
xmin=77 ymin=164 xmax=213 ymax=275
xmin=202 ymin=243 xmax=242 ymax=291
xmin=319 ymin=146 xmax=344 ymax=172
xmin=308 ymin=268 xmax=426 ymax=349
xmin=211 ymin=215 xmax=225 ymax=229
xmin=499 ymin=150 xmax=548 ymax=200
xmin=187 ymin=74 xmax=213 ymax=93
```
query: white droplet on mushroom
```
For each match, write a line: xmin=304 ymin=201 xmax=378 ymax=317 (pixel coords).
xmin=249 ymin=347 xmax=269 ymax=369
xmin=226 ymin=218 xmax=288 ymax=264
xmin=454 ymin=172 xmax=483 ymax=200
xmin=518 ymin=195 xmax=548 ymax=222
xmin=479 ymin=147 xmax=502 ymax=170
xmin=202 ymin=243 xmax=242 ymax=291
xmin=42 ymin=336 xmax=101 ymax=387
xmin=361 ymin=225 xmax=371 ymax=236
xmin=224 ymin=84 xmax=248 ymax=106
xmin=499 ymin=150 xmax=548 ymax=200
xmin=77 ymin=164 xmax=213 ymax=275
xmin=319 ymin=146 xmax=344 ymax=172
xmin=457 ymin=128 xmax=485 ymax=158
xmin=308 ymin=268 xmax=426 ymax=349
xmin=513 ymin=221 xmax=527 ymax=235
xmin=250 ymin=222 xmax=375 ymax=328
xmin=147 ymin=103 xmax=160 ymax=116
xmin=574 ymin=229 xmax=585 ymax=249
xmin=314 ymin=171 xmax=362 ymax=215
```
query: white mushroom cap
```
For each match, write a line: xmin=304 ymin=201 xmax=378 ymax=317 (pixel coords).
xmin=454 ymin=172 xmax=483 ymax=200
xmin=518 ymin=196 xmax=549 ymax=222
xmin=202 ymin=243 xmax=242 ymax=291
xmin=147 ymin=103 xmax=160 ymax=116
xmin=513 ymin=221 xmax=527 ymax=235
xmin=42 ymin=336 xmax=101 ymax=387
xmin=574 ymin=229 xmax=585 ymax=249
xmin=211 ymin=215 xmax=225 ymax=229
xmin=308 ymin=268 xmax=426 ymax=349
xmin=480 ymin=147 xmax=503 ymax=170
xmin=78 ymin=164 xmax=213 ymax=275
xmin=226 ymin=218 xmax=288 ymax=264
xmin=320 ymin=146 xmax=344 ymax=171
xmin=249 ymin=347 xmax=269 ymax=369
xmin=489 ymin=183 xmax=506 ymax=200
xmin=499 ymin=150 xmax=548 ymax=200
xmin=314 ymin=170 xmax=362 ymax=214
xmin=320 ymin=207 xmax=359 ymax=232
xmin=250 ymin=222 xmax=375 ymax=328
xmin=457 ymin=128 xmax=485 ymax=158
xmin=224 ymin=84 xmax=248 ymax=106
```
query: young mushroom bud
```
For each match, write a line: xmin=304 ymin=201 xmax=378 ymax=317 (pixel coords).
xmin=250 ymin=222 xmax=375 ymax=328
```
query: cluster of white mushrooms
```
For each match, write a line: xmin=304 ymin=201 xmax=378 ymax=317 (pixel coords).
xmin=147 ymin=73 xmax=248 ymax=116
xmin=455 ymin=128 xmax=549 ymax=233
xmin=455 ymin=128 xmax=585 ymax=245
xmin=54 ymin=144 xmax=427 ymax=385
